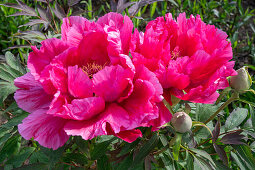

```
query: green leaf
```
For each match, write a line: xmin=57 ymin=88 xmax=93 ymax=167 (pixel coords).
xmin=91 ymin=137 xmax=116 ymax=160
xmin=63 ymin=152 xmax=88 ymax=165
xmin=97 ymin=154 xmax=111 ymax=170
xmin=1 ymin=112 xmax=28 ymax=129
xmin=189 ymin=148 xmax=216 ymax=168
xmin=15 ymin=163 xmax=48 ymax=170
xmin=29 ymin=151 xmax=49 ymax=164
xmin=40 ymin=146 xmax=65 ymax=168
xmin=118 ymin=139 xmax=140 ymax=157
xmin=74 ymin=136 xmax=89 ymax=154
xmin=131 ymin=133 xmax=158 ymax=167
xmin=231 ymin=152 xmax=249 ymax=170
xmin=225 ymin=108 xmax=248 ymax=130
xmin=0 ymin=65 xmax=16 ymax=82
xmin=0 ymin=81 xmax=17 ymax=102
xmin=6 ymin=147 xmax=35 ymax=168
xmin=114 ymin=154 xmax=133 ymax=170
xmin=172 ymin=133 xmax=182 ymax=161
xmin=150 ymin=2 xmax=157 ymax=17
xmin=158 ymin=153 xmax=174 ymax=170
xmin=0 ymin=135 xmax=21 ymax=163
xmin=196 ymin=103 xmax=218 ymax=122
xmin=0 ymin=133 xmax=13 ymax=146
xmin=232 ymin=145 xmax=255 ymax=169
xmin=249 ymin=105 xmax=255 ymax=131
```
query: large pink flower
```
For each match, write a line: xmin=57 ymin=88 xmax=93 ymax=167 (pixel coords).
xmin=131 ymin=13 xmax=237 ymax=104
xmin=14 ymin=13 xmax=171 ymax=150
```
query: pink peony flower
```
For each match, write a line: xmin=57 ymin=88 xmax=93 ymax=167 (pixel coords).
xmin=14 ymin=13 xmax=171 ymax=150
xmin=131 ymin=13 xmax=237 ymax=104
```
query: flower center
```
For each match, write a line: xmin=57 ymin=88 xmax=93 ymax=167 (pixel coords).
xmin=171 ymin=46 xmax=181 ymax=60
xmin=82 ymin=62 xmax=107 ymax=78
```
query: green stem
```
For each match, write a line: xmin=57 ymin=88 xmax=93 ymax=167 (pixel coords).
xmin=193 ymin=92 xmax=239 ymax=134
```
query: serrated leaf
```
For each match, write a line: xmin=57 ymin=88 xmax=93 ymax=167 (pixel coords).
xmin=91 ymin=137 xmax=116 ymax=160
xmin=6 ymin=147 xmax=35 ymax=168
xmin=40 ymin=146 xmax=65 ymax=168
xmin=225 ymin=108 xmax=248 ymax=130
xmin=29 ymin=151 xmax=49 ymax=164
xmin=0 ymin=136 xmax=21 ymax=163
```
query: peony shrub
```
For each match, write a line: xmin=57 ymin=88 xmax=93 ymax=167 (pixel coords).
xmin=14 ymin=12 xmax=236 ymax=150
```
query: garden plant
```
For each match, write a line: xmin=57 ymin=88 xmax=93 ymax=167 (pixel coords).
xmin=0 ymin=0 xmax=255 ymax=169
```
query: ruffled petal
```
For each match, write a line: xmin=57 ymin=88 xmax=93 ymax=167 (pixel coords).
xmin=61 ymin=16 xmax=94 ymax=46
xmin=97 ymin=12 xmax=133 ymax=54
xmin=64 ymin=97 xmax=105 ymax=120
xmin=18 ymin=109 xmax=69 ymax=150
xmin=14 ymin=73 xmax=52 ymax=113
xmin=64 ymin=103 xmax=130 ymax=140
xmin=68 ymin=65 xmax=93 ymax=98
xmin=93 ymin=65 xmax=134 ymax=102
xmin=28 ymin=38 xmax=69 ymax=80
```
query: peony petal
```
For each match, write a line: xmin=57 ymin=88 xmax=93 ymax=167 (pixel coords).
xmin=14 ymin=73 xmax=52 ymax=113
xmin=149 ymin=102 xmax=172 ymax=131
xmin=49 ymin=64 xmax=68 ymax=93
xmin=97 ymin=12 xmax=133 ymax=54
xmin=64 ymin=97 xmax=105 ymax=120
xmin=64 ymin=103 xmax=130 ymax=140
xmin=135 ymin=65 xmax=163 ymax=102
xmin=68 ymin=65 xmax=93 ymax=98
xmin=114 ymin=129 xmax=142 ymax=143
xmin=122 ymin=79 xmax=159 ymax=128
xmin=18 ymin=109 xmax=69 ymax=150
xmin=61 ymin=16 xmax=93 ymax=46
xmin=93 ymin=65 xmax=134 ymax=102
xmin=77 ymin=31 xmax=109 ymax=66
xmin=28 ymin=38 xmax=69 ymax=80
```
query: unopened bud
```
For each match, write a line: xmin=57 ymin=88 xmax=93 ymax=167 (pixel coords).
xmin=171 ymin=112 xmax=192 ymax=133
xmin=230 ymin=67 xmax=252 ymax=91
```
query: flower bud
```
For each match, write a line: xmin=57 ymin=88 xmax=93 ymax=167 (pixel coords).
xmin=230 ymin=67 xmax=252 ymax=91
xmin=171 ymin=112 xmax=192 ymax=133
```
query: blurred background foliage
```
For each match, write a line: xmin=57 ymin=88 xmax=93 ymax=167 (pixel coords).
xmin=0 ymin=0 xmax=255 ymax=169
